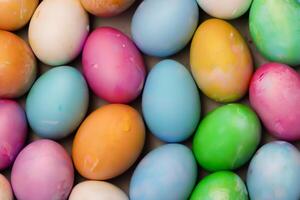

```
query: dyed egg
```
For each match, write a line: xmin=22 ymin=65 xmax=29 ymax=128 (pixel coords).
xmin=0 ymin=100 xmax=27 ymax=170
xmin=142 ymin=59 xmax=201 ymax=142
xmin=247 ymin=141 xmax=300 ymax=200
xmin=82 ymin=27 xmax=146 ymax=103
xmin=0 ymin=30 xmax=36 ymax=98
xmin=190 ymin=171 xmax=248 ymax=200
xmin=130 ymin=144 xmax=197 ymax=200
xmin=250 ymin=63 xmax=300 ymax=141
xmin=197 ymin=0 xmax=252 ymax=19
xmin=69 ymin=181 xmax=128 ymax=200
xmin=29 ymin=0 xmax=89 ymax=66
xmin=190 ymin=19 xmax=253 ymax=102
xmin=26 ymin=66 xmax=89 ymax=139
xmin=72 ymin=104 xmax=145 ymax=180
xmin=0 ymin=174 xmax=13 ymax=200
xmin=11 ymin=140 xmax=74 ymax=200
xmin=193 ymin=104 xmax=261 ymax=171
xmin=0 ymin=0 xmax=39 ymax=31
xmin=250 ymin=0 xmax=300 ymax=65
xmin=131 ymin=0 xmax=199 ymax=57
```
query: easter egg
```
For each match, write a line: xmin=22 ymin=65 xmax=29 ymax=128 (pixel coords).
xmin=247 ymin=141 xmax=300 ymax=200
xmin=0 ymin=174 xmax=13 ymax=200
xmin=190 ymin=171 xmax=248 ymax=200
xmin=131 ymin=0 xmax=199 ymax=57
xmin=249 ymin=63 xmax=300 ymax=141
xmin=69 ymin=181 xmax=128 ymax=200
xmin=0 ymin=100 xmax=27 ymax=170
xmin=190 ymin=19 xmax=253 ymax=102
xmin=11 ymin=140 xmax=74 ymax=200
xmin=130 ymin=144 xmax=197 ymax=200
xmin=0 ymin=30 xmax=36 ymax=98
xmin=72 ymin=104 xmax=145 ymax=180
xmin=26 ymin=66 xmax=89 ymax=139
xmin=193 ymin=104 xmax=261 ymax=171
xmin=29 ymin=0 xmax=89 ymax=66
xmin=142 ymin=59 xmax=201 ymax=142
xmin=0 ymin=0 xmax=39 ymax=31
xmin=82 ymin=27 xmax=146 ymax=103
xmin=250 ymin=0 xmax=300 ymax=65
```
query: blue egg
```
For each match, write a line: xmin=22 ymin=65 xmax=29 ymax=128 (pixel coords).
xmin=247 ymin=141 xmax=300 ymax=200
xmin=142 ymin=59 xmax=201 ymax=142
xmin=131 ymin=0 xmax=199 ymax=57
xmin=26 ymin=66 xmax=89 ymax=139
xmin=130 ymin=144 xmax=197 ymax=200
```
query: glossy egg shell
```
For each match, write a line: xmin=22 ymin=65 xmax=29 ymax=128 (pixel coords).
xmin=0 ymin=174 xmax=13 ymax=200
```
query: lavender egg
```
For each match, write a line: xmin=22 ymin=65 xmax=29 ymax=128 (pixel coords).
xmin=0 ymin=174 xmax=13 ymax=200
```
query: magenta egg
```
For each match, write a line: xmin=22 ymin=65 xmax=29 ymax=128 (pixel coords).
xmin=250 ymin=62 xmax=300 ymax=140
xmin=11 ymin=139 xmax=74 ymax=200
xmin=0 ymin=100 xmax=27 ymax=170
xmin=82 ymin=27 xmax=146 ymax=103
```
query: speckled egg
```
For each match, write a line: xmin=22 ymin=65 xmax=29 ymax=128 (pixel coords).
xmin=0 ymin=174 xmax=13 ymax=200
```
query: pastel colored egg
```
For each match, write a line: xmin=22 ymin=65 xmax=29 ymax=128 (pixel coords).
xmin=247 ymin=141 xmax=300 ymax=200
xmin=249 ymin=63 xmax=300 ymax=141
xmin=11 ymin=139 xmax=74 ymax=200
xmin=190 ymin=19 xmax=253 ymax=102
xmin=0 ymin=30 xmax=36 ymax=98
xmin=131 ymin=0 xmax=199 ymax=57
xmin=193 ymin=104 xmax=261 ymax=171
xmin=26 ymin=66 xmax=89 ymax=139
xmin=69 ymin=181 xmax=128 ymax=200
xmin=0 ymin=0 xmax=39 ymax=31
xmin=190 ymin=171 xmax=248 ymax=200
xmin=72 ymin=104 xmax=145 ymax=180
xmin=29 ymin=0 xmax=89 ymax=66
xmin=82 ymin=27 xmax=146 ymax=103
xmin=250 ymin=0 xmax=300 ymax=65
xmin=0 ymin=100 xmax=27 ymax=170
xmin=0 ymin=174 xmax=13 ymax=200
xmin=142 ymin=59 xmax=201 ymax=142
xmin=130 ymin=144 xmax=197 ymax=200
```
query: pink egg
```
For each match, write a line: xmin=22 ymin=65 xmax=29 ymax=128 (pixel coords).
xmin=11 ymin=139 xmax=74 ymax=200
xmin=0 ymin=174 xmax=13 ymax=200
xmin=250 ymin=63 xmax=300 ymax=140
xmin=0 ymin=100 xmax=27 ymax=170
xmin=82 ymin=27 xmax=146 ymax=103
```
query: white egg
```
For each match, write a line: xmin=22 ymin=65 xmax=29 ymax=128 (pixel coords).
xmin=0 ymin=174 xmax=13 ymax=200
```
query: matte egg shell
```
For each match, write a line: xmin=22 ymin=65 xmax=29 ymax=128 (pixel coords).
xmin=29 ymin=0 xmax=89 ymax=66
xmin=131 ymin=0 xmax=199 ymax=57
xmin=193 ymin=104 xmax=261 ymax=171
xmin=142 ymin=59 xmax=201 ymax=142
xmin=190 ymin=19 xmax=253 ymax=102
xmin=130 ymin=144 xmax=197 ymax=200
xmin=82 ymin=27 xmax=146 ymax=103
xmin=26 ymin=66 xmax=89 ymax=139
xmin=11 ymin=139 xmax=74 ymax=200
xmin=69 ymin=181 xmax=128 ymax=200
xmin=0 ymin=174 xmax=13 ymax=200
xmin=0 ymin=30 xmax=36 ymax=98
xmin=0 ymin=100 xmax=27 ymax=170
xmin=247 ymin=141 xmax=300 ymax=200
xmin=72 ymin=104 xmax=145 ymax=180
xmin=249 ymin=63 xmax=300 ymax=141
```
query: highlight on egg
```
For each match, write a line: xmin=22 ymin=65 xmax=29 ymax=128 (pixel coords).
xmin=0 ymin=174 xmax=13 ymax=200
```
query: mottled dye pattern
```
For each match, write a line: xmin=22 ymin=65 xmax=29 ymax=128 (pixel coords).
xmin=0 ymin=174 xmax=13 ymax=200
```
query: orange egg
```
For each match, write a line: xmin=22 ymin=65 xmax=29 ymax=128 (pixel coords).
xmin=0 ymin=0 xmax=39 ymax=31
xmin=72 ymin=104 xmax=145 ymax=180
xmin=0 ymin=30 xmax=36 ymax=98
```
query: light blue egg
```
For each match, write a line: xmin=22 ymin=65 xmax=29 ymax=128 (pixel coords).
xmin=26 ymin=66 xmax=89 ymax=139
xmin=247 ymin=141 xmax=300 ymax=200
xmin=131 ymin=0 xmax=199 ymax=57
xmin=142 ymin=59 xmax=201 ymax=142
xmin=130 ymin=144 xmax=197 ymax=200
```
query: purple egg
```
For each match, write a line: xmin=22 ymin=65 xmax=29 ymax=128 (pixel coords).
xmin=0 ymin=100 xmax=27 ymax=170
xmin=11 ymin=139 xmax=74 ymax=200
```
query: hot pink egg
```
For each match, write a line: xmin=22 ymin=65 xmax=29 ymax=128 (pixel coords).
xmin=250 ymin=62 xmax=300 ymax=141
xmin=82 ymin=27 xmax=146 ymax=103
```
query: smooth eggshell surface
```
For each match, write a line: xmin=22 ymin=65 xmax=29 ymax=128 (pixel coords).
xmin=0 ymin=174 xmax=13 ymax=200
xmin=72 ymin=104 xmax=145 ymax=180
xmin=82 ymin=27 xmax=145 ymax=103
xmin=11 ymin=139 xmax=74 ymax=200
xmin=29 ymin=0 xmax=89 ymax=66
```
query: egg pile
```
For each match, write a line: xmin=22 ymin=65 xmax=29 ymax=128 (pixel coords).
xmin=0 ymin=0 xmax=300 ymax=199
